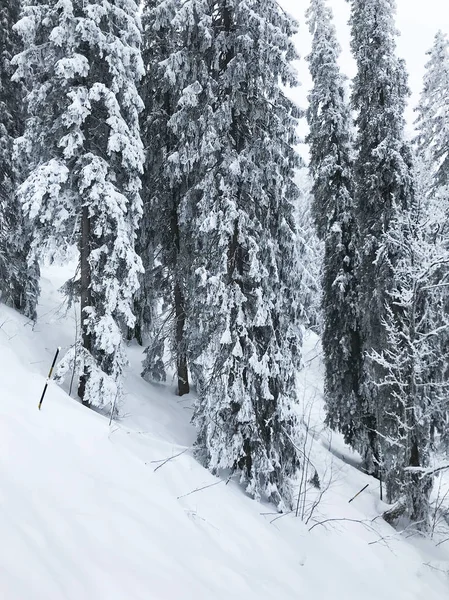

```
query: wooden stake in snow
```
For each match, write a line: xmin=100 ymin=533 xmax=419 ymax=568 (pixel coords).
xmin=38 ymin=347 xmax=61 ymax=410
xmin=348 ymin=484 xmax=369 ymax=503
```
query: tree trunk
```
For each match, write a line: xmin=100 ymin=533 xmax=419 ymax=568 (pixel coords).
xmin=78 ymin=203 xmax=92 ymax=404
xmin=174 ymin=280 xmax=189 ymax=396
xmin=382 ymin=499 xmax=406 ymax=525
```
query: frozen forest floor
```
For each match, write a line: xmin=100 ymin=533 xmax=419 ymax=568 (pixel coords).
xmin=1 ymin=263 xmax=449 ymax=599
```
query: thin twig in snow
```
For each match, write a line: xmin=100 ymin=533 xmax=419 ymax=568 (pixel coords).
xmin=152 ymin=449 xmax=189 ymax=472
xmin=177 ymin=476 xmax=231 ymax=500
xmin=270 ymin=510 xmax=295 ymax=524
xmin=436 ymin=537 xmax=449 ymax=547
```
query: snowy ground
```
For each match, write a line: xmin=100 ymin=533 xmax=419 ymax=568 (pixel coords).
xmin=1 ymin=264 xmax=448 ymax=599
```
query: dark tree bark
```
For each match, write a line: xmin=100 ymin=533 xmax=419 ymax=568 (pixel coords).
xmin=174 ymin=280 xmax=189 ymax=396
xmin=78 ymin=203 xmax=92 ymax=404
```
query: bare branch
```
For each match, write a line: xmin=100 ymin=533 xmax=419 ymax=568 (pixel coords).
xmin=152 ymin=448 xmax=189 ymax=472
xmin=405 ymin=465 xmax=449 ymax=478
xmin=177 ymin=476 xmax=231 ymax=500
xmin=309 ymin=516 xmax=379 ymax=533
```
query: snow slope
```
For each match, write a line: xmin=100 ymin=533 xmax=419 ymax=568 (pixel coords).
xmin=1 ymin=265 xmax=448 ymax=600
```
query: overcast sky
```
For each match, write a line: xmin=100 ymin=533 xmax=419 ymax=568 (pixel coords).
xmin=280 ymin=0 xmax=449 ymax=144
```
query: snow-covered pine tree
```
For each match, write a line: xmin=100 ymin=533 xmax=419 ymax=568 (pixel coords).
xmin=349 ymin=0 xmax=415 ymax=474
xmin=415 ymin=31 xmax=449 ymax=203
xmin=138 ymin=0 xmax=211 ymax=395
xmin=306 ymin=0 xmax=361 ymax=447
xmin=370 ymin=188 xmax=449 ymax=526
xmin=0 ymin=0 xmax=39 ymax=318
xmin=191 ymin=0 xmax=302 ymax=509
xmin=414 ymin=39 xmax=449 ymax=451
xmin=14 ymin=0 xmax=144 ymax=407
xmin=134 ymin=0 xmax=176 ymax=383
xmin=295 ymin=167 xmax=323 ymax=336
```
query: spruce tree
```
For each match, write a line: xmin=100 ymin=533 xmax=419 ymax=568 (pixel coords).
xmin=138 ymin=0 xmax=210 ymax=395
xmin=349 ymin=0 xmax=415 ymax=475
xmin=134 ymin=0 xmax=175 ymax=382
xmin=0 ymin=0 xmax=39 ymax=318
xmin=295 ymin=169 xmax=323 ymax=336
xmin=14 ymin=0 xmax=144 ymax=407
xmin=190 ymin=0 xmax=302 ymax=508
xmin=415 ymin=31 xmax=449 ymax=199
xmin=306 ymin=0 xmax=361 ymax=446
xmin=370 ymin=145 xmax=449 ymax=525
xmin=414 ymin=36 xmax=449 ymax=451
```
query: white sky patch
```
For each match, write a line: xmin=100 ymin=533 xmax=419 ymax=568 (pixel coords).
xmin=281 ymin=0 xmax=449 ymax=155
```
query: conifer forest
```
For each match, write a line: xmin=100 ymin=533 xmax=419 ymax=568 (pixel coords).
xmin=2 ymin=1 xmax=449 ymax=591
